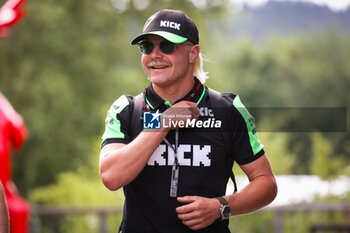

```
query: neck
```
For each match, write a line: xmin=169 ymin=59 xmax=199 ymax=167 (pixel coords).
xmin=152 ymin=76 xmax=195 ymax=105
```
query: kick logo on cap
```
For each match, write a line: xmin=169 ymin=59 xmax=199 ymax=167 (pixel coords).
xmin=131 ymin=9 xmax=199 ymax=45
xmin=160 ymin=20 xmax=181 ymax=30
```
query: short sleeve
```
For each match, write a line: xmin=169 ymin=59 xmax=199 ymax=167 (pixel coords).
xmin=229 ymin=95 xmax=264 ymax=165
xmin=101 ymin=95 xmax=133 ymax=148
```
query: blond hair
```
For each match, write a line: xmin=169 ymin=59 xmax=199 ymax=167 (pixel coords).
xmin=193 ymin=53 xmax=209 ymax=83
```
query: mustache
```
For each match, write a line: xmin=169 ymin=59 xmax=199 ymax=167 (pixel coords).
xmin=147 ymin=60 xmax=171 ymax=68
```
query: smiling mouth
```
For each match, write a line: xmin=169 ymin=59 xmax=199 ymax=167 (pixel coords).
xmin=147 ymin=61 xmax=170 ymax=69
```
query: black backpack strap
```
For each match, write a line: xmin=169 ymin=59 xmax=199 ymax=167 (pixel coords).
xmin=208 ymin=88 xmax=238 ymax=193
xmin=130 ymin=93 xmax=144 ymax=139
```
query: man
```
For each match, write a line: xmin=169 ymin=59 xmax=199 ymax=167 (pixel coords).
xmin=0 ymin=182 xmax=9 ymax=233
xmin=99 ymin=9 xmax=277 ymax=233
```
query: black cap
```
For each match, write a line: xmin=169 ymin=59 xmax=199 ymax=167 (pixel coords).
xmin=131 ymin=9 xmax=199 ymax=45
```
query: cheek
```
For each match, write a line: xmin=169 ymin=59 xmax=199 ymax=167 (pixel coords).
xmin=174 ymin=54 xmax=189 ymax=70
xmin=141 ymin=55 xmax=147 ymax=67
xmin=141 ymin=55 xmax=149 ymax=73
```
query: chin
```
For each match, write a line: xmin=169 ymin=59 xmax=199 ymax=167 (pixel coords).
xmin=148 ymin=75 xmax=169 ymax=86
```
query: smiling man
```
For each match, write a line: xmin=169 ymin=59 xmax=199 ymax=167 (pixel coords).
xmin=99 ymin=9 xmax=277 ymax=233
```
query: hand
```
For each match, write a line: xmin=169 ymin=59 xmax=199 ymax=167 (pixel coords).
xmin=162 ymin=101 xmax=199 ymax=130
xmin=176 ymin=196 xmax=221 ymax=230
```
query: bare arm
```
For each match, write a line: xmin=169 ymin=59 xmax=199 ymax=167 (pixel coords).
xmin=99 ymin=101 xmax=199 ymax=191
xmin=99 ymin=129 xmax=169 ymax=190
xmin=176 ymin=154 xmax=277 ymax=230
xmin=225 ymin=154 xmax=277 ymax=214
xmin=0 ymin=182 xmax=9 ymax=233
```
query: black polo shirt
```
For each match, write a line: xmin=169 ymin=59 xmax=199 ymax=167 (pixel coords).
xmin=101 ymin=77 xmax=264 ymax=233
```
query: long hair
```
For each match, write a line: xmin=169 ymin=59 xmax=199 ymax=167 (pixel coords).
xmin=193 ymin=52 xmax=209 ymax=83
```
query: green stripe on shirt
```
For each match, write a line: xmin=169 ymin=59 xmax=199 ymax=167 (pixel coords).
xmin=102 ymin=95 xmax=130 ymax=141
xmin=233 ymin=95 xmax=263 ymax=155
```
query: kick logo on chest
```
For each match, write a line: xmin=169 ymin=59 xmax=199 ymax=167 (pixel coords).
xmin=147 ymin=144 xmax=212 ymax=167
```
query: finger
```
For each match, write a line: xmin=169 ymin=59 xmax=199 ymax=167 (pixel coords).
xmin=191 ymin=107 xmax=199 ymax=119
xmin=189 ymin=223 xmax=204 ymax=231
xmin=194 ymin=106 xmax=199 ymax=115
xmin=177 ymin=196 xmax=197 ymax=203
xmin=184 ymin=101 xmax=198 ymax=108
xmin=192 ymin=110 xmax=199 ymax=120
xmin=182 ymin=218 xmax=202 ymax=228
xmin=176 ymin=196 xmax=198 ymax=214
xmin=178 ymin=212 xmax=195 ymax=221
xmin=173 ymin=100 xmax=197 ymax=107
xmin=176 ymin=204 xmax=195 ymax=214
xmin=183 ymin=218 xmax=206 ymax=231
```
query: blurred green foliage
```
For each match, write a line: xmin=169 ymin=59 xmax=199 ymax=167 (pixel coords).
xmin=28 ymin=139 xmax=124 ymax=206
xmin=311 ymin=133 xmax=346 ymax=180
xmin=205 ymin=30 xmax=350 ymax=176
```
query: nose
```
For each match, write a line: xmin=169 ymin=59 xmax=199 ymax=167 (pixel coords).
xmin=150 ymin=43 xmax=163 ymax=58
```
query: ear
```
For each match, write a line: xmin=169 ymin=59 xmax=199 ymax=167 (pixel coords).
xmin=189 ymin=45 xmax=200 ymax=64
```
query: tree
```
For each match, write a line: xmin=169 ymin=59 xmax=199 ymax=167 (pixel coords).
xmin=205 ymin=29 xmax=350 ymax=174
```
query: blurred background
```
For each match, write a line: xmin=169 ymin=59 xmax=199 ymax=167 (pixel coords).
xmin=1 ymin=0 xmax=350 ymax=232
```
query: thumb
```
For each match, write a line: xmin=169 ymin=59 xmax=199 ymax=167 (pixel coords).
xmin=177 ymin=196 xmax=197 ymax=204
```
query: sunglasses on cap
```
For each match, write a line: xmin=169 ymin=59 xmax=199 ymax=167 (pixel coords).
xmin=137 ymin=40 xmax=192 ymax=55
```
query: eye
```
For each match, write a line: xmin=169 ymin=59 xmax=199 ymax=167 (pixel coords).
xmin=138 ymin=41 xmax=154 ymax=54
xmin=160 ymin=41 xmax=175 ymax=54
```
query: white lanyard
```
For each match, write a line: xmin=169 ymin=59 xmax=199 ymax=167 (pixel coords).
xmin=163 ymin=129 xmax=179 ymax=197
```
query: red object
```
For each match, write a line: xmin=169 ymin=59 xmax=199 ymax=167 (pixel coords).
xmin=0 ymin=92 xmax=30 ymax=233
xmin=0 ymin=0 xmax=26 ymax=38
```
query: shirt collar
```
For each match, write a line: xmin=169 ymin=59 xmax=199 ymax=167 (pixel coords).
xmin=145 ymin=77 xmax=205 ymax=111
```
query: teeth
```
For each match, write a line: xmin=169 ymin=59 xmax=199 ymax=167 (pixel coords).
xmin=148 ymin=61 xmax=169 ymax=69
xmin=152 ymin=66 xmax=167 ymax=69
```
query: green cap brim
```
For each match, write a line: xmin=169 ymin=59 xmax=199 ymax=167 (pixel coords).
xmin=131 ymin=31 xmax=188 ymax=45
